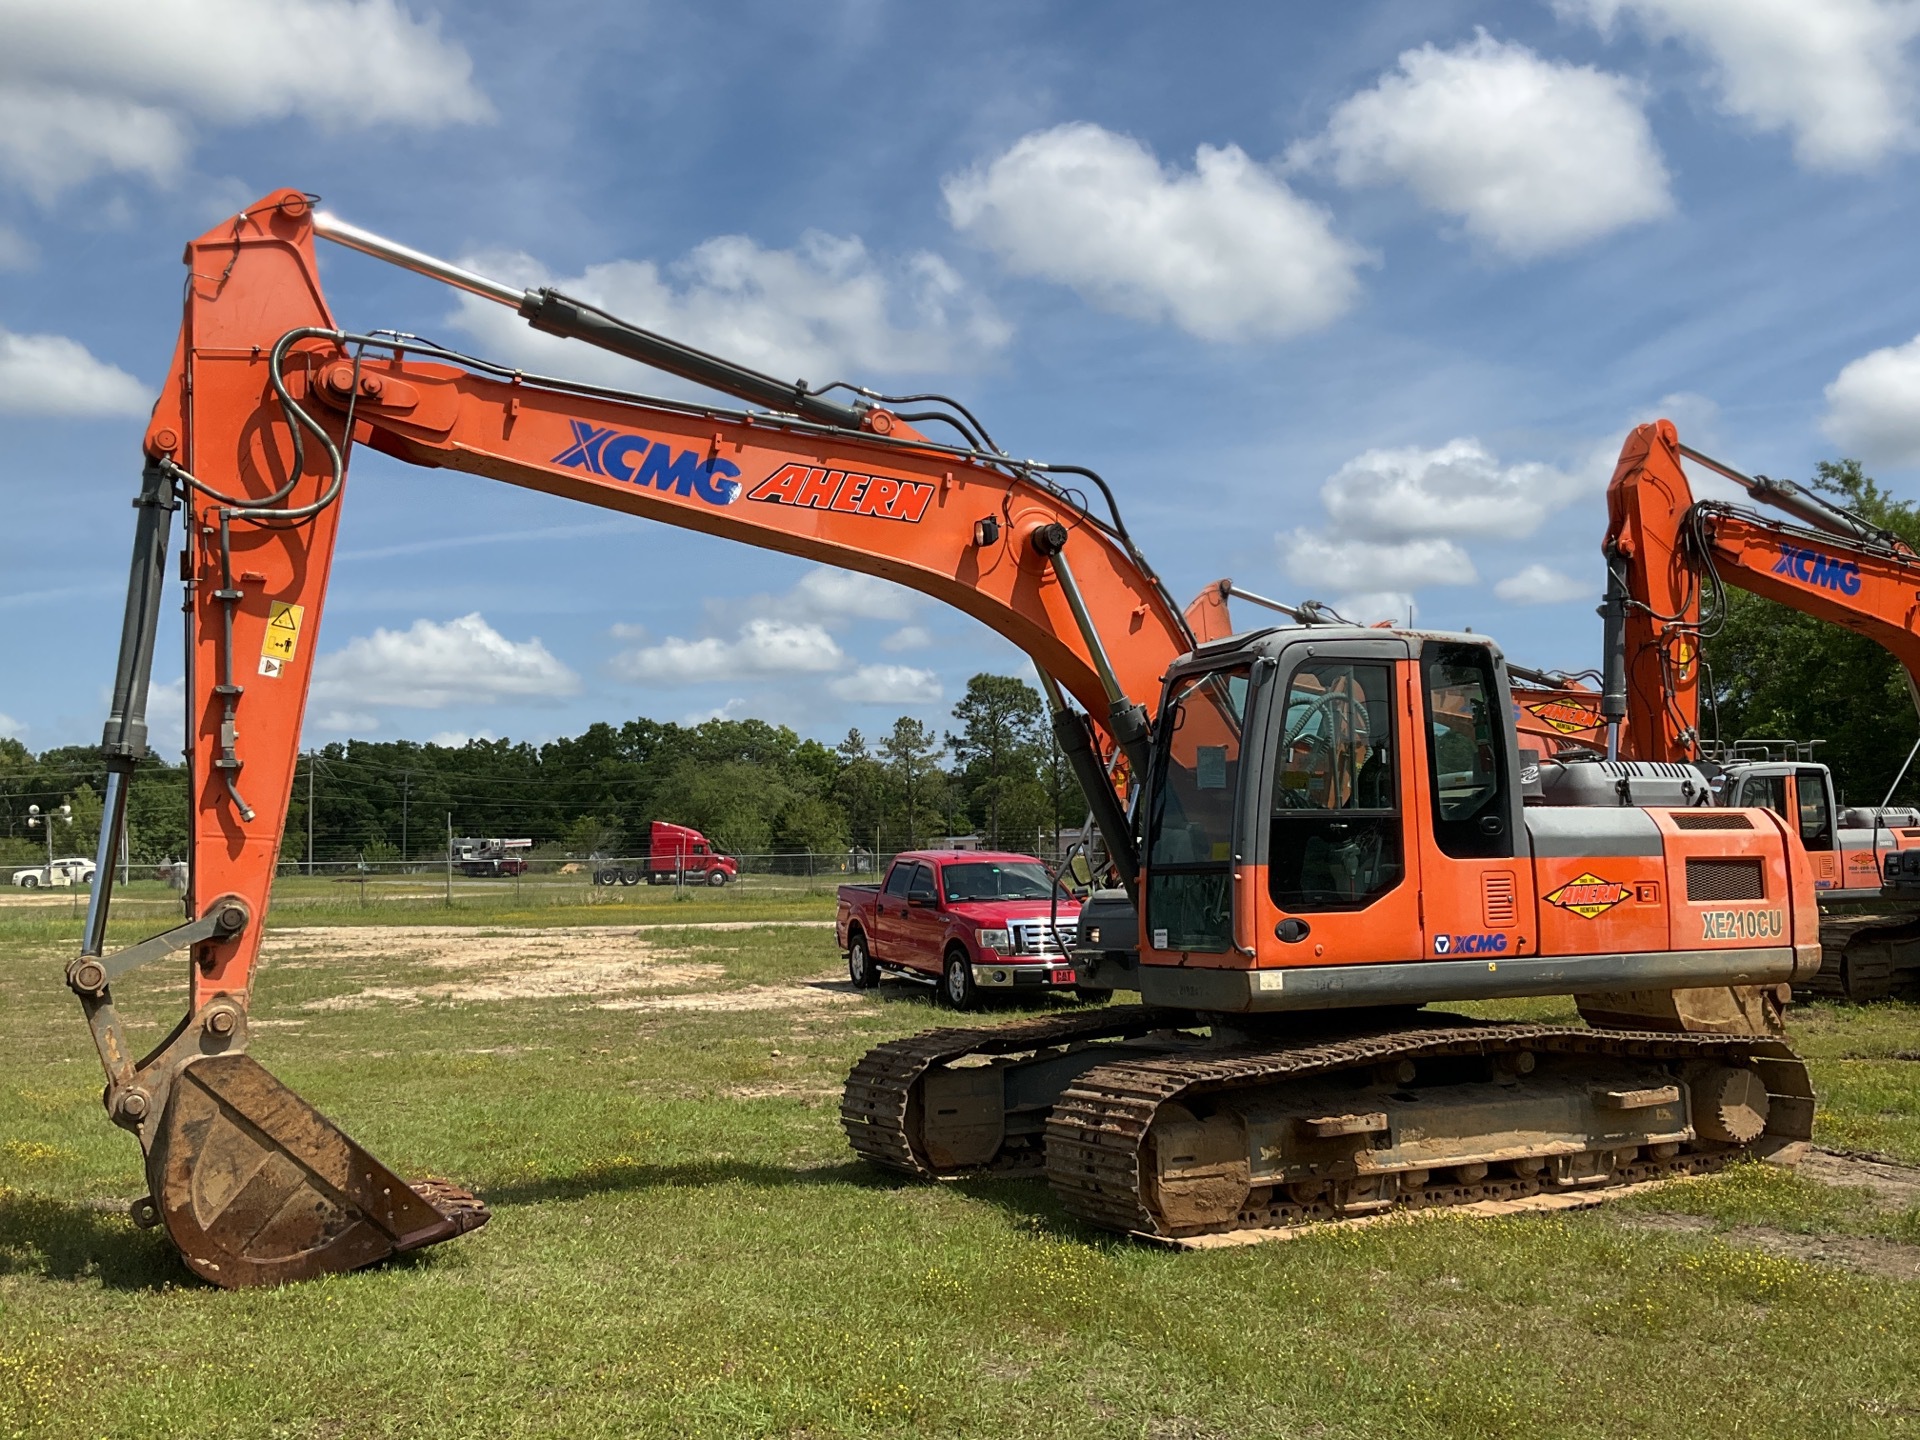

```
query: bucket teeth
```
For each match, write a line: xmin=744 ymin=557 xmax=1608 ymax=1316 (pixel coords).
xmin=145 ymin=1053 xmax=487 ymax=1288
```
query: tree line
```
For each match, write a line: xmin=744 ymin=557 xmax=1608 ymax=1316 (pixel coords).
xmin=0 ymin=672 xmax=1072 ymax=869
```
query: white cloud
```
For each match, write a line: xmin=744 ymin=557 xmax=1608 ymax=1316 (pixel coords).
xmin=608 ymin=622 xmax=649 ymax=642
xmin=785 ymin=568 xmax=917 ymax=624
xmin=1495 ymin=564 xmax=1593 ymax=604
xmin=681 ymin=699 xmax=751 ymax=725
xmin=428 ymin=729 xmax=498 ymax=749
xmin=1332 ymin=591 xmax=1417 ymax=626
xmin=0 ymin=328 xmax=149 ymax=416
xmin=829 ymin=664 xmax=942 ymax=705
xmin=1298 ymin=31 xmax=1671 ymax=258
xmin=0 ymin=711 xmax=24 ymax=739
xmin=1822 ymin=333 xmax=1920 ymax=465
xmin=944 ymin=122 xmax=1367 ymax=341
xmin=1281 ymin=532 xmax=1478 ymax=591
xmin=0 ymin=224 xmax=38 ymax=271
xmin=313 ymin=613 xmax=580 ymax=709
xmin=881 ymin=624 xmax=932 ymax=651
xmin=313 ymin=709 xmax=378 ymax=735
xmin=610 ymin=619 xmax=845 ymax=685
xmin=0 ymin=0 xmax=489 ymax=200
xmin=1564 ymin=0 xmax=1920 ymax=170
xmin=452 ymin=234 xmax=1008 ymax=393
xmin=1322 ymin=437 xmax=1587 ymax=541
xmin=145 ymin=677 xmax=184 ymax=759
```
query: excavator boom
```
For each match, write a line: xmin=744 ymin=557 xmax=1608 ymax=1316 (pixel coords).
xmin=75 ymin=191 xmax=1191 ymax=1286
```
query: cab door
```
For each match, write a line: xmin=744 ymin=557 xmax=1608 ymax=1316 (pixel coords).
xmin=1413 ymin=642 xmax=1529 ymax=964
xmin=899 ymin=862 xmax=947 ymax=973
xmin=1792 ymin=767 xmax=1844 ymax=891
xmin=872 ymin=861 xmax=917 ymax=961
xmin=1252 ymin=640 xmax=1424 ymax=969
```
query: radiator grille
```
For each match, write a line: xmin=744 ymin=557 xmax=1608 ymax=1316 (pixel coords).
xmin=1672 ymin=812 xmax=1755 ymax=830
xmin=1008 ymin=920 xmax=1074 ymax=957
xmin=1686 ymin=857 xmax=1765 ymax=902
xmin=1482 ymin=871 xmax=1517 ymax=926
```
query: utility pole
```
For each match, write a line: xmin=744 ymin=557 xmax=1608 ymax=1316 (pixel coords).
xmin=306 ymin=754 xmax=315 ymax=876
xmin=400 ymin=770 xmax=410 ymax=863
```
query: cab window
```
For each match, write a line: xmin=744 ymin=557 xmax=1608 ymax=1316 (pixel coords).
xmin=908 ymin=864 xmax=938 ymax=902
xmin=1742 ymin=774 xmax=1788 ymax=819
xmin=1423 ymin=642 xmax=1513 ymax=859
xmin=1269 ymin=660 xmax=1402 ymax=910
xmin=883 ymin=864 xmax=915 ymax=898
xmin=1795 ymin=768 xmax=1834 ymax=850
xmin=1145 ymin=666 xmax=1248 ymax=951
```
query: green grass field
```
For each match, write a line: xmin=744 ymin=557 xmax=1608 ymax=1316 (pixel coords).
xmin=2 ymin=898 xmax=1919 ymax=1438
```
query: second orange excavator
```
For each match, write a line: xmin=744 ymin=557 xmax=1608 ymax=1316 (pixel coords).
xmin=1597 ymin=422 xmax=1920 ymax=998
xmin=71 ymin=192 xmax=1818 ymax=1287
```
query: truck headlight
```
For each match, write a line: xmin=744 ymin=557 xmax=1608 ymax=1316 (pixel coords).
xmin=976 ymin=928 xmax=1011 ymax=952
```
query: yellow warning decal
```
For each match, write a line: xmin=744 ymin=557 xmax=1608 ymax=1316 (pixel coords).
xmin=261 ymin=601 xmax=304 ymax=664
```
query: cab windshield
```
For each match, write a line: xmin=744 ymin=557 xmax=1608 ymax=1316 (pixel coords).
xmin=941 ymin=861 xmax=1054 ymax=902
xmin=1145 ymin=666 xmax=1249 ymax=952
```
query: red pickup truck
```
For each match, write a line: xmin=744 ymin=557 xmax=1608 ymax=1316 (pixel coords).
xmin=836 ymin=850 xmax=1081 ymax=1009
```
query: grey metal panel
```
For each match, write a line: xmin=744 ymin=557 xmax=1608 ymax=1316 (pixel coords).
xmin=1137 ymin=946 xmax=1796 ymax=1012
xmin=1525 ymin=806 xmax=1665 ymax=857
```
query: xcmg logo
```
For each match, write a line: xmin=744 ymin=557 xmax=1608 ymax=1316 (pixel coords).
xmin=1433 ymin=932 xmax=1508 ymax=956
xmin=553 ymin=422 xmax=742 ymax=506
xmin=1772 ymin=543 xmax=1862 ymax=596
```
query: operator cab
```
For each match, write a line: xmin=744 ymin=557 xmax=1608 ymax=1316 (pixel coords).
xmin=1720 ymin=756 xmax=1905 ymax=899
xmin=1111 ymin=626 xmax=1525 ymax=1009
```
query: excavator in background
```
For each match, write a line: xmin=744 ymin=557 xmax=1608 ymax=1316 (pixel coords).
xmin=1195 ymin=426 xmax=1920 ymax=1003
xmin=1599 ymin=421 xmax=1920 ymax=999
xmin=74 ymin=191 xmax=1817 ymax=1288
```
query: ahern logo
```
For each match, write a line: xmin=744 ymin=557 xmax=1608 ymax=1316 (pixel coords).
xmin=746 ymin=462 xmax=935 ymax=524
xmin=554 ymin=421 xmax=742 ymax=506
xmin=1524 ymin=699 xmax=1604 ymax=735
xmin=1772 ymin=542 xmax=1862 ymax=596
xmin=1543 ymin=873 xmax=1633 ymax=919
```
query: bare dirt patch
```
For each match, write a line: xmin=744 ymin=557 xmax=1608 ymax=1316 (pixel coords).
xmin=1796 ymin=1149 xmax=1920 ymax=1210
xmin=268 ymin=924 xmax=732 ymax=1008
xmin=1622 ymin=1212 xmax=1920 ymax=1283
xmin=595 ymin=980 xmax=861 ymax=1015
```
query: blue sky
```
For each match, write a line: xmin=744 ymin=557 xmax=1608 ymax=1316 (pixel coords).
xmin=6 ymin=0 xmax=1920 ymax=756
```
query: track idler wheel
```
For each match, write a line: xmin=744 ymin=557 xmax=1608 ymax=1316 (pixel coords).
xmin=145 ymin=1053 xmax=488 ymax=1287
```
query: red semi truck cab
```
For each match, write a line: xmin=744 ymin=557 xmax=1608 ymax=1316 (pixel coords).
xmin=592 ymin=821 xmax=738 ymax=887
xmin=647 ymin=821 xmax=737 ymax=885
xmin=836 ymin=851 xmax=1082 ymax=1009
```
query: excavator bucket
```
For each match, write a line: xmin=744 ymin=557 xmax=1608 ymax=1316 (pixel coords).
xmin=143 ymin=1053 xmax=488 ymax=1288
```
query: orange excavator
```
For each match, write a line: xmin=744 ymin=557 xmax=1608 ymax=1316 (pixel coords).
xmin=1599 ymin=420 xmax=1920 ymax=997
xmin=76 ymin=192 xmax=1818 ymax=1287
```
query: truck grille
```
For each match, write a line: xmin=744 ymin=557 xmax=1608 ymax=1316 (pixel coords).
xmin=1008 ymin=920 xmax=1075 ymax=957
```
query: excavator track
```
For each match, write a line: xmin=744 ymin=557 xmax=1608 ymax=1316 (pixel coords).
xmin=1046 ymin=1019 xmax=1813 ymax=1240
xmin=841 ymin=1005 xmax=1185 ymax=1177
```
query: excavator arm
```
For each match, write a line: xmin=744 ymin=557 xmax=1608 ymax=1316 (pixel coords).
xmin=1604 ymin=419 xmax=1920 ymax=763
xmin=76 ymin=189 xmax=1193 ymax=1286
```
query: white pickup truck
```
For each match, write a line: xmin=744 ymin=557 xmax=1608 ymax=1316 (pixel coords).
xmin=12 ymin=857 xmax=96 ymax=889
